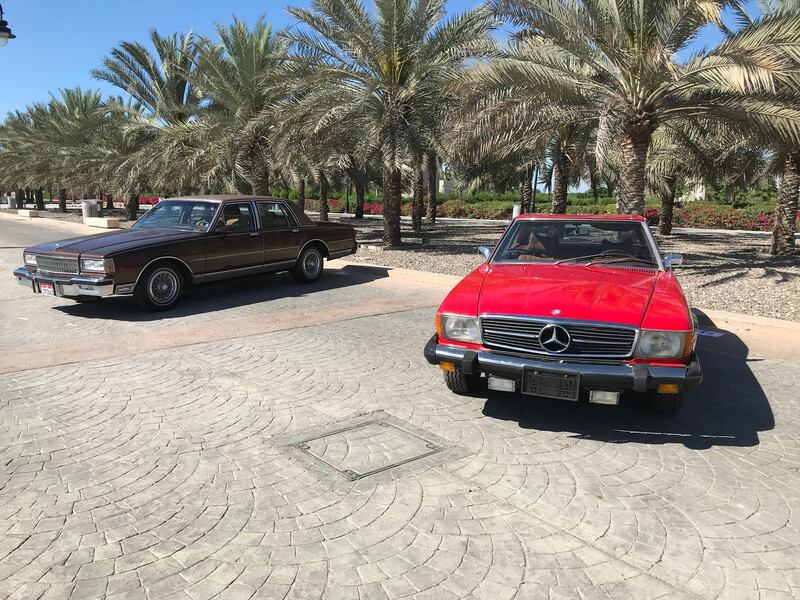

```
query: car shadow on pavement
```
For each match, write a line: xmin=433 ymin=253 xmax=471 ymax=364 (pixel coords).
xmin=482 ymin=313 xmax=774 ymax=449
xmin=52 ymin=265 xmax=391 ymax=322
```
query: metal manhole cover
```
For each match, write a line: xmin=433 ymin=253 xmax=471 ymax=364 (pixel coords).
xmin=292 ymin=420 xmax=443 ymax=480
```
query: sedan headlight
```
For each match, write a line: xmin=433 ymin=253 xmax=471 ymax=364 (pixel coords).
xmin=80 ymin=258 xmax=114 ymax=273
xmin=23 ymin=252 xmax=37 ymax=266
xmin=436 ymin=314 xmax=481 ymax=344
xmin=636 ymin=330 xmax=693 ymax=359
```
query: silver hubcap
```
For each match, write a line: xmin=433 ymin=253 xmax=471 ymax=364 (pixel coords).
xmin=148 ymin=268 xmax=179 ymax=305
xmin=303 ymin=250 xmax=322 ymax=278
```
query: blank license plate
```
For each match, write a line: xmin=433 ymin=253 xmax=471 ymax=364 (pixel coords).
xmin=39 ymin=282 xmax=55 ymax=296
xmin=522 ymin=369 xmax=580 ymax=401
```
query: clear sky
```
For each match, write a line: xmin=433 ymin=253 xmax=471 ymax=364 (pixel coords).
xmin=0 ymin=0 xmax=486 ymax=118
xmin=0 ymin=0 xmax=758 ymax=118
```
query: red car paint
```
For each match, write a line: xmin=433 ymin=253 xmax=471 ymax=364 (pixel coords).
xmin=437 ymin=214 xmax=693 ymax=366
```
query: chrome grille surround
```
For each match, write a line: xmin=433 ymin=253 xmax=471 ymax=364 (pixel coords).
xmin=35 ymin=254 xmax=79 ymax=275
xmin=481 ymin=315 xmax=638 ymax=358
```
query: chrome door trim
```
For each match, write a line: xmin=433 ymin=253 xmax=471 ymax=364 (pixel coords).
xmin=193 ymin=260 xmax=297 ymax=283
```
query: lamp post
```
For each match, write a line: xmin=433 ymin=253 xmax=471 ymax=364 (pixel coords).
xmin=0 ymin=3 xmax=16 ymax=47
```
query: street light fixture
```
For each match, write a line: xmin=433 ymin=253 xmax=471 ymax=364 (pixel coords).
xmin=0 ymin=3 xmax=16 ymax=47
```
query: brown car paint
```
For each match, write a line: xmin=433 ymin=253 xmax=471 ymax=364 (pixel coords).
xmin=21 ymin=196 xmax=357 ymax=290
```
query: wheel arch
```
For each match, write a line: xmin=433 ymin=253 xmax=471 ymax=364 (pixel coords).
xmin=134 ymin=256 xmax=193 ymax=290
xmin=298 ymin=239 xmax=331 ymax=258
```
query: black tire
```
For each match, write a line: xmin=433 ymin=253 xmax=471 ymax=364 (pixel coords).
xmin=649 ymin=391 xmax=684 ymax=415
xmin=135 ymin=262 xmax=183 ymax=311
xmin=291 ymin=245 xmax=324 ymax=283
xmin=443 ymin=369 xmax=480 ymax=394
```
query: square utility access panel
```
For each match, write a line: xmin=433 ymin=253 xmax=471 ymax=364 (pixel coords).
xmin=292 ymin=419 xmax=443 ymax=481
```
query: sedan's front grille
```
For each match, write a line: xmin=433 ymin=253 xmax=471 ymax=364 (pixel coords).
xmin=481 ymin=316 xmax=637 ymax=358
xmin=36 ymin=255 xmax=79 ymax=275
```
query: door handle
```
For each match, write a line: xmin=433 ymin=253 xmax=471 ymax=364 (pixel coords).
xmin=249 ymin=232 xmax=259 ymax=237
xmin=292 ymin=229 xmax=300 ymax=233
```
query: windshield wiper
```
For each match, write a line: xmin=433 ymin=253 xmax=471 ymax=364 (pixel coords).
xmin=587 ymin=255 xmax=657 ymax=267
xmin=554 ymin=250 xmax=656 ymax=267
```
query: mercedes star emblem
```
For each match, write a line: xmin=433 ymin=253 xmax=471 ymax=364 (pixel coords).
xmin=538 ymin=324 xmax=571 ymax=353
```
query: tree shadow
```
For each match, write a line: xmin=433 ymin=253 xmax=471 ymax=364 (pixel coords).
xmin=481 ymin=311 xmax=773 ymax=449
xmin=53 ymin=264 xmax=391 ymax=323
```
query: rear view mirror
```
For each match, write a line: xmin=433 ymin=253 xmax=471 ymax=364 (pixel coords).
xmin=478 ymin=246 xmax=491 ymax=260
xmin=663 ymin=253 xmax=683 ymax=268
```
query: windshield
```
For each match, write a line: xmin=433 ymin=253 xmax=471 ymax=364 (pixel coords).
xmin=132 ymin=200 xmax=217 ymax=231
xmin=492 ymin=220 xmax=658 ymax=266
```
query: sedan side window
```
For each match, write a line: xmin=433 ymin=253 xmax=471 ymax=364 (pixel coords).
xmin=257 ymin=202 xmax=292 ymax=230
xmin=217 ymin=203 xmax=255 ymax=233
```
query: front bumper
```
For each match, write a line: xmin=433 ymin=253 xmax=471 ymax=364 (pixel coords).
xmin=14 ymin=267 xmax=115 ymax=298
xmin=424 ymin=334 xmax=702 ymax=393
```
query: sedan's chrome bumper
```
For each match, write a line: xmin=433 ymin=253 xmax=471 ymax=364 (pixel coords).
xmin=424 ymin=334 xmax=702 ymax=393
xmin=14 ymin=267 xmax=115 ymax=298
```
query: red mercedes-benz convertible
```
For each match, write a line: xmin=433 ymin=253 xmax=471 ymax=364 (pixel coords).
xmin=424 ymin=214 xmax=701 ymax=414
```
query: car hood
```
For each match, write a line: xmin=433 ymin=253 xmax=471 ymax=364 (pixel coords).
xmin=26 ymin=228 xmax=204 ymax=257
xmin=477 ymin=263 xmax=659 ymax=327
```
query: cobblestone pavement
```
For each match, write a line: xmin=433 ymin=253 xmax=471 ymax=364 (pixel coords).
xmin=1 ymin=221 xmax=800 ymax=599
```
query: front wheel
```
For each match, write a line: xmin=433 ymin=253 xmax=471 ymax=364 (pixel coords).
xmin=135 ymin=263 xmax=183 ymax=311
xmin=649 ymin=390 xmax=684 ymax=415
xmin=443 ymin=368 xmax=480 ymax=395
xmin=291 ymin=246 xmax=324 ymax=283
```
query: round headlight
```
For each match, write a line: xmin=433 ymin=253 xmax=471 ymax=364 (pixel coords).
xmin=637 ymin=330 xmax=685 ymax=358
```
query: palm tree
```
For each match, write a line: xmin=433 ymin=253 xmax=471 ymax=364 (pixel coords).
xmin=465 ymin=0 xmax=800 ymax=215
xmin=187 ymin=18 xmax=290 ymax=195
xmin=281 ymin=0 xmax=494 ymax=246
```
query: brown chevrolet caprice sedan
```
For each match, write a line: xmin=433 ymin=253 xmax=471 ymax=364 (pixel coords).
xmin=14 ymin=196 xmax=357 ymax=311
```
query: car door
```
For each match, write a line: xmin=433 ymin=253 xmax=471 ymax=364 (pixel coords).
xmin=205 ymin=201 xmax=263 ymax=274
xmin=256 ymin=201 xmax=304 ymax=265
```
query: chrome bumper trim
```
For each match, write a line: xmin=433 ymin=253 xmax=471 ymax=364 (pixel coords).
xmin=14 ymin=267 xmax=115 ymax=298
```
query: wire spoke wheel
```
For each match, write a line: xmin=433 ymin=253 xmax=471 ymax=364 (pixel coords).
xmin=147 ymin=268 xmax=180 ymax=306
xmin=303 ymin=249 xmax=322 ymax=278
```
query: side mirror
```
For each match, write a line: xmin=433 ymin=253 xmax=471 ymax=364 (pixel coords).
xmin=577 ymin=224 xmax=591 ymax=236
xmin=663 ymin=253 xmax=683 ymax=268
xmin=478 ymin=246 xmax=491 ymax=260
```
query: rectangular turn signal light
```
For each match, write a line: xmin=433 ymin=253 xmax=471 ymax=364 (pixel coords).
xmin=657 ymin=383 xmax=680 ymax=394
xmin=439 ymin=361 xmax=456 ymax=372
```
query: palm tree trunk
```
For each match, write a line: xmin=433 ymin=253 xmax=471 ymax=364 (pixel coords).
xmin=603 ymin=175 xmax=616 ymax=198
xmin=425 ymin=152 xmax=437 ymax=224
xmin=531 ymin=164 xmax=538 ymax=211
xmin=412 ymin=168 xmax=424 ymax=232
xmin=355 ymin=180 xmax=365 ymax=219
xmin=58 ymin=188 xmax=67 ymax=213
xmin=297 ymin=178 xmax=306 ymax=211
xmin=522 ymin=164 xmax=533 ymax=212
xmin=551 ymin=161 xmax=568 ymax=214
xmin=35 ymin=188 xmax=45 ymax=211
xmin=771 ymin=150 xmax=800 ymax=255
xmin=383 ymin=167 xmax=402 ymax=247
xmin=658 ymin=177 xmax=676 ymax=236
xmin=15 ymin=189 xmax=24 ymax=209
xmin=590 ymin=168 xmax=599 ymax=201
xmin=619 ymin=127 xmax=652 ymax=215
xmin=319 ymin=176 xmax=329 ymax=222
xmin=126 ymin=192 xmax=140 ymax=221
xmin=105 ymin=192 xmax=114 ymax=211
xmin=250 ymin=143 xmax=270 ymax=196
